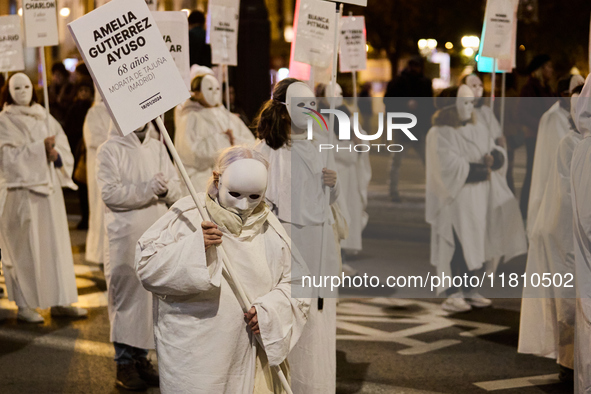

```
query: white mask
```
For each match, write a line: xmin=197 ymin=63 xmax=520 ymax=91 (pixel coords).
xmin=325 ymin=82 xmax=343 ymax=108
xmin=571 ymin=93 xmax=580 ymax=124
xmin=465 ymin=74 xmax=483 ymax=98
xmin=456 ymin=84 xmax=475 ymax=122
xmin=9 ymin=73 xmax=33 ymax=106
xmin=285 ymin=82 xmax=316 ymax=130
xmin=200 ymin=75 xmax=222 ymax=107
xmin=218 ymin=159 xmax=268 ymax=221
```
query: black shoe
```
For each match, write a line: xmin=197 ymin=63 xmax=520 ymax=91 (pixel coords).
xmin=116 ymin=363 xmax=148 ymax=391
xmin=135 ymin=357 xmax=160 ymax=387
xmin=558 ymin=364 xmax=574 ymax=383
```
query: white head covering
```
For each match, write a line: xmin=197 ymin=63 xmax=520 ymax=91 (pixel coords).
xmin=574 ymin=75 xmax=591 ymax=137
xmin=570 ymin=74 xmax=585 ymax=94
xmin=190 ymin=64 xmax=215 ymax=82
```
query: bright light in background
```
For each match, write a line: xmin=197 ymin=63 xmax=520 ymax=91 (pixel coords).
xmin=462 ymin=48 xmax=475 ymax=57
xmin=519 ymin=44 xmax=526 ymax=51
xmin=63 ymin=58 xmax=79 ymax=73
xmin=59 ymin=7 xmax=70 ymax=17
xmin=181 ymin=9 xmax=190 ymax=16
xmin=284 ymin=26 xmax=294 ymax=43
xmin=426 ymin=39 xmax=437 ymax=49
xmin=445 ymin=42 xmax=453 ymax=50
xmin=366 ymin=44 xmax=369 ymax=52
xmin=277 ymin=68 xmax=290 ymax=81
xmin=461 ymin=35 xmax=480 ymax=49
xmin=417 ymin=39 xmax=427 ymax=50
xmin=17 ymin=8 xmax=22 ymax=16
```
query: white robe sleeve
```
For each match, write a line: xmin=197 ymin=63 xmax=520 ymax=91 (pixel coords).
xmin=177 ymin=112 xmax=232 ymax=172
xmin=161 ymin=156 xmax=183 ymax=206
xmin=135 ymin=200 xmax=222 ymax=296
xmin=96 ymin=143 xmax=158 ymax=211
xmin=51 ymin=115 xmax=77 ymax=189
xmin=252 ymin=219 xmax=311 ymax=367
xmin=229 ymin=112 xmax=256 ymax=146
xmin=1 ymin=139 xmax=48 ymax=188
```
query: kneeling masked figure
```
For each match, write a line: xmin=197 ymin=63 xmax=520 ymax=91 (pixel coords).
xmin=135 ymin=145 xmax=310 ymax=393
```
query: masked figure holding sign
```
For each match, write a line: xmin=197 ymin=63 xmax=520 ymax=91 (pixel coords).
xmin=135 ymin=146 xmax=310 ymax=393
xmin=254 ymin=78 xmax=340 ymax=393
xmin=174 ymin=70 xmax=255 ymax=192
xmin=0 ymin=73 xmax=87 ymax=323
xmin=97 ymin=121 xmax=182 ymax=390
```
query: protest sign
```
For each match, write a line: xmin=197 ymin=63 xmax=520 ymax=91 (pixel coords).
xmin=339 ymin=15 xmax=366 ymax=72
xmin=209 ymin=4 xmax=239 ymax=66
xmin=68 ymin=0 xmax=189 ymax=136
xmin=481 ymin=0 xmax=518 ymax=60
xmin=153 ymin=11 xmax=190 ymax=88
xmin=0 ymin=16 xmax=25 ymax=72
xmin=22 ymin=0 xmax=59 ymax=47
xmin=293 ymin=0 xmax=336 ymax=68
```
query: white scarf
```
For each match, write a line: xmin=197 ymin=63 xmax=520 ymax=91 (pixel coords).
xmin=3 ymin=103 xmax=47 ymax=121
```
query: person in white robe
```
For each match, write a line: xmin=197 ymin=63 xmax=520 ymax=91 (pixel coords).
xmin=463 ymin=74 xmax=528 ymax=270
xmin=0 ymin=73 xmax=87 ymax=323
xmin=96 ymin=121 xmax=181 ymax=390
xmin=518 ymin=88 xmax=583 ymax=381
xmin=174 ymin=70 xmax=255 ymax=192
xmin=135 ymin=146 xmax=310 ymax=393
xmin=527 ymin=74 xmax=585 ymax=235
xmin=254 ymin=78 xmax=340 ymax=393
xmin=426 ymin=85 xmax=508 ymax=313
xmin=83 ymin=95 xmax=110 ymax=264
xmin=569 ymin=74 xmax=591 ymax=392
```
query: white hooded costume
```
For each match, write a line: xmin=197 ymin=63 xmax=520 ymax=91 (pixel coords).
xmin=174 ymin=74 xmax=255 ymax=192
xmin=135 ymin=187 xmax=310 ymax=393
xmin=426 ymin=86 xmax=525 ymax=294
xmin=96 ymin=123 xmax=182 ymax=349
xmin=0 ymin=76 xmax=78 ymax=308
xmin=569 ymin=75 xmax=591 ymax=392
xmin=254 ymin=81 xmax=341 ymax=393
xmin=518 ymin=126 xmax=580 ymax=369
xmin=83 ymin=100 xmax=111 ymax=264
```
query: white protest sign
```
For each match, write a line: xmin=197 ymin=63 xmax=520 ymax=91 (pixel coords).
xmin=481 ymin=0 xmax=518 ymax=60
xmin=153 ymin=11 xmax=190 ymax=88
xmin=293 ymin=0 xmax=336 ymax=68
xmin=331 ymin=0 xmax=367 ymax=6
xmin=209 ymin=4 xmax=239 ymax=66
xmin=339 ymin=16 xmax=366 ymax=72
xmin=22 ymin=0 xmax=59 ymax=47
xmin=0 ymin=16 xmax=25 ymax=72
xmin=145 ymin=0 xmax=157 ymax=11
xmin=68 ymin=0 xmax=190 ymax=136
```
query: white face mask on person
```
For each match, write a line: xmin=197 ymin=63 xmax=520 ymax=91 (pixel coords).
xmin=285 ymin=82 xmax=316 ymax=131
xmin=456 ymin=84 xmax=475 ymax=122
xmin=9 ymin=73 xmax=33 ymax=106
xmin=465 ymin=74 xmax=484 ymax=98
xmin=201 ymin=75 xmax=222 ymax=107
xmin=217 ymin=159 xmax=268 ymax=221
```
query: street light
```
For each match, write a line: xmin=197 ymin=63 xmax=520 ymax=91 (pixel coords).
xmin=461 ymin=35 xmax=480 ymax=49
xmin=59 ymin=7 xmax=70 ymax=17
xmin=462 ymin=48 xmax=475 ymax=57
xmin=445 ymin=42 xmax=453 ymax=50
xmin=426 ymin=39 xmax=437 ymax=49
xmin=418 ymin=39 xmax=428 ymax=50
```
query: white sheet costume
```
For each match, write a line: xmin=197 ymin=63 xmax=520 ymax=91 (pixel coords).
xmin=0 ymin=102 xmax=78 ymax=308
xmin=570 ymin=76 xmax=591 ymax=392
xmin=518 ymin=128 xmax=580 ymax=369
xmin=255 ymin=135 xmax=340 ymax=393
xmin=83 ymin=100 xmax=111 ymax=264
xmin=135 ymin=190 xmax=310 ymax=393
xmin=174 ymin=74 xmax=255 ymax=193
xmin=526 ymin=101 xmax=570 ymax=236
xmin=96 ymin=124 xmax=181 ymax=349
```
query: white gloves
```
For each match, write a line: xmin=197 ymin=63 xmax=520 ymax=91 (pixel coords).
xmin=150 ymin=172 xmax=168 ymax=197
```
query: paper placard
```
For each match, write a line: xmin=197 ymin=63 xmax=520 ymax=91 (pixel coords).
xmin=0 ymin=16 xmax=25 ymax=72
xmin=22 ymin=0 xmax=59 ymax=47
xmin=293 ymin=0 xmax=336 ymax=68
xmin=145 ymin=0 xmax=157 ymax=11
xmin=481 ymin=0 xmax=518 ymax=60
xmin=153 ymin=11 xmax=190 ymax=88
xmin=330 ymin=0 xmax=367 ymax=6
xmin=68 ymin=0 xmax=190 ymax=136
xmin=339 ymin=16 xmax=366 ymax=72
xmin=209 ymin=4 xmax=239 ymax=66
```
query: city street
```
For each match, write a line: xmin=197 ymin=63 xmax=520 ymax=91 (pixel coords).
xmin=0 ymin=147 xmax=571 ymax=393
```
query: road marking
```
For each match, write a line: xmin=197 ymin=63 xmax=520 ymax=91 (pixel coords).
xmin=0 ymin=327 xmax=114 ymax=358
xmin=473 ymin=374 xmax=560 ymax=391
xmin=337 ymin=298 xmax=509 ymax=355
